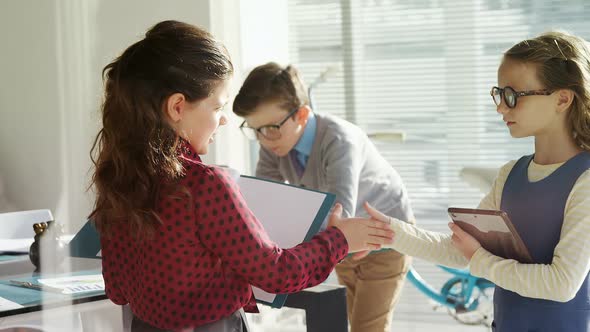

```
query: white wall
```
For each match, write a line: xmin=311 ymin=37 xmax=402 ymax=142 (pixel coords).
xmin=239 ymin=0 xmax=290 ymax=71
xmin=205 ymin=0 xmax=250 ymax=172
xmin=237 ymin=0 xmax=290 ymax=172
xmin=0 ymin=0 xmax=63 ymax=220
xmin=0 ymin=0 xmax=246 ymax=232
xmin=0 ymin=0 xmax=291 ymax=233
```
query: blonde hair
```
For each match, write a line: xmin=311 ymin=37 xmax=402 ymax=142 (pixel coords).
xmin=505 ymin=31 xmax=590 ymax=150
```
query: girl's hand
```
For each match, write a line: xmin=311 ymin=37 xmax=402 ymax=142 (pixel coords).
xmin=328 ymin=204 xmax=395 ymax=259
xmin=358 ymin=202 xmax=402 ymax=260
xmin=364 ymin=201 xmax=394 ymax=224
xmin=448 ymin=222 xmax=482 ymax=260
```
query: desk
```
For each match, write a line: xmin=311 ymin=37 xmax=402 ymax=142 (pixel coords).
xmin=0 ymin=256 xmax=124 ymax=332
xmin=283 ymin=283 xmax=347 ymax=332
xmin=0 ymin=256 xmax=346 ymax=332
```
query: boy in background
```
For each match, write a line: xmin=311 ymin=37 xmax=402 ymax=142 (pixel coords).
xmin=233 ymin=62 xmax=414 ymax=332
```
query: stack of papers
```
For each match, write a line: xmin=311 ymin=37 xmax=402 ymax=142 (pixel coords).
xmin=0 ymin=234 xmax=75 ymax=254
xmin=0 ymin=296 xmax=23 ymax=310
xmin=0 ymin=238 xmax=34 ymax=253
xmin=38 ymin=274 xmax=105 ymax=294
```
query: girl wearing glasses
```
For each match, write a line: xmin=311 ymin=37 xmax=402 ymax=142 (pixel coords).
xmin=233 ymin=62 xmax=414 ymax=332
xmin=89 ymin=21 xmax=395 ymax=332
xmin=366 ymin=30 xmax=590 ymax=331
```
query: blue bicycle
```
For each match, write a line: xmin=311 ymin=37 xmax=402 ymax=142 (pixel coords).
xmin=407 ymin=265 xmax=495 ymax=326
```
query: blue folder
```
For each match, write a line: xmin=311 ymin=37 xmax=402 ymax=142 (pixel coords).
xmin=68 ymin=220 xmax=101 ymax=259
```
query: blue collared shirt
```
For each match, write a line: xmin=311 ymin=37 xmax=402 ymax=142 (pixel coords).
xmin=293 ymin=112 xmax=317 ymax=168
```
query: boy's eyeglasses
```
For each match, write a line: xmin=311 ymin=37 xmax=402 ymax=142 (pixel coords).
xmin=239 ymin=108 xmax=299 ymax=141
xmin=490 ymin=86 xmax=553 ymax=108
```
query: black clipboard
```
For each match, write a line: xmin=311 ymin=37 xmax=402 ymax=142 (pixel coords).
xmin=448 ymin=208 xmax=533 ymax=263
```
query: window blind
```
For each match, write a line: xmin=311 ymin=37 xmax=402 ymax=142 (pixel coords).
xmin=287 ymin=0 xmax=590 ymax=222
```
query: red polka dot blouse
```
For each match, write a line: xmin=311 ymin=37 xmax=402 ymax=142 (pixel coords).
xmin=100 ymin=142 xmax=349 ymax=331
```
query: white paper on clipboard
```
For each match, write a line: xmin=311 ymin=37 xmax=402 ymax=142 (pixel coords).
xmin=237 ymin=175 xmax=335 ymax=307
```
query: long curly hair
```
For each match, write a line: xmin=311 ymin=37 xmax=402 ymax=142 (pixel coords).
xmin=89 ymin=20 xmax=233 ymax=237
xmin=505 ymin=31 xmax=590 ymax=150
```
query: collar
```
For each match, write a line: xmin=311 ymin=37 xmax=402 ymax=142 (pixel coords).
xmin=293 ymin=112 xmax=316 ymax=158
xmin=178 ymin=138 xmax=202 ymax=163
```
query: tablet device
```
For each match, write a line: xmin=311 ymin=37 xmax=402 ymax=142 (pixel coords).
xmin=448 ymin=207 xmax=533 ymax=263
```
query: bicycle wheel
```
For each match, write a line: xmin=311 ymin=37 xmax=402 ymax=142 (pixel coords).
xmin=441 ymin=277 xmax=494 ymax=326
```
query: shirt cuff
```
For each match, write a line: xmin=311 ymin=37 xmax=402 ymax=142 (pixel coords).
xmin=318 ymin=226 xmax=349 ymax=264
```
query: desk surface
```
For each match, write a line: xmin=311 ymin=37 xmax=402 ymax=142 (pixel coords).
xmin=0 ymin=256 xmax=104 ymax=318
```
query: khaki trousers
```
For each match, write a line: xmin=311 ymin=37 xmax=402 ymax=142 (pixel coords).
xmin=335 ymin=249 xmax=411 ymax=332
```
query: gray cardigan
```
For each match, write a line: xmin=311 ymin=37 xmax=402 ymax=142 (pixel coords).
xmin=256 ymin=113 xmax=413 ymax=223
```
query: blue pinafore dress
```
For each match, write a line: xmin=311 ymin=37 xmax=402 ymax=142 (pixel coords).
xmin=493 ymin=152 xmax=590 ymax=331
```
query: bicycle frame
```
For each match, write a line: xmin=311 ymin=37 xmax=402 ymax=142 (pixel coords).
xmin=407 ymin=265 xmax=495 ymax=312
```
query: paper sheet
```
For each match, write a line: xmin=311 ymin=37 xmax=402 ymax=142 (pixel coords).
xmin=38 ymin=274 xmax=105 ymax=294
xmin=0 ymin=234 xmax=75 ymax=253
xmin=237 ymin=176 xmax=333 ymax=305
xmin=0 ymin=238 xmax=34 ymax=253
xmin=0 ymin=296 xmax=23 ymax=310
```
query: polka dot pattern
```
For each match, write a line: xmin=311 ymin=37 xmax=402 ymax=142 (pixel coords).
xmin=100 ymin=142 xmax=348 ymax=331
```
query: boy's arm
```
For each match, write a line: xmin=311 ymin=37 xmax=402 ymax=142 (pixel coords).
xmin=255 ymin=146 xmax=284 ymax=181
xmin=323 ymin=137 xmax=361 ymax=218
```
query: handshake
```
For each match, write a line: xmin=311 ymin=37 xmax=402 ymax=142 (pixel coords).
xmin=330 ymin=202 xmax=482 ymax=261
xmin=327 ymin=202 xmax=397 ymax=260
